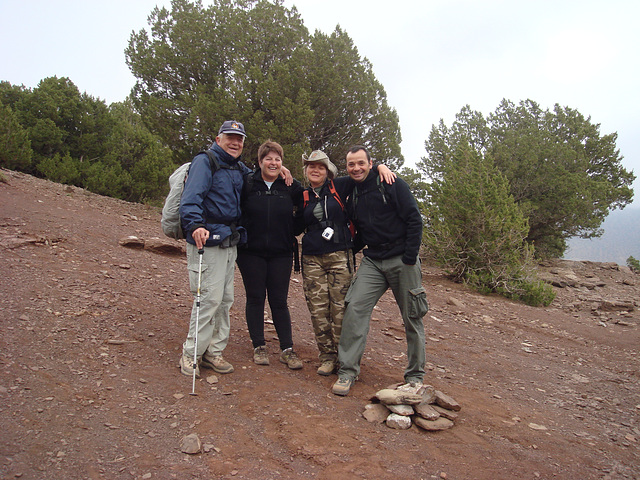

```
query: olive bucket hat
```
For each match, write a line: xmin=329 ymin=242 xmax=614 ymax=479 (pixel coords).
xmin=302 ymin=150 xmax=338 ymax=179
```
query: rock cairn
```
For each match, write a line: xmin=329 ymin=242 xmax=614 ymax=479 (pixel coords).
xmin=362 ymin=383 xmax=460 ymax=431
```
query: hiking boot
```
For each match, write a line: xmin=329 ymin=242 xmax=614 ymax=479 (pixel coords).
xmin=201 ymin=353 xmax=234 ymax=374
xmin=332 ymin=376 xmax=354 ymax=396
xmin=253 ymin=346 xmax=270 ymax=365
xmin=179 ymin=354 xmax=200 ymax=378
xmin=317 ymin=360 xmax=336 ymax=376
xmin=279 ymin=348 xmax=303 ymax=370
xmin=398 ymin=379 xmax=423 ymax=393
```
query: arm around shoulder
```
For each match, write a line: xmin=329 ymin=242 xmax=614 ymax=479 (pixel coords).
xmin=374 ymin=163 xmax=396 ymax=184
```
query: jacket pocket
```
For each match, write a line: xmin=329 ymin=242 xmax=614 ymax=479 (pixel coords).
xmin=409 ymin=286 xmax=429 ymax=319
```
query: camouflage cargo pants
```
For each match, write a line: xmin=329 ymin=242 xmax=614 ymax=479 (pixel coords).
xmin=302 ymin=250 xmax=353 ymax=362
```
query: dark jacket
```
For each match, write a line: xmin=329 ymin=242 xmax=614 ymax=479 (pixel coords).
xmin=347 ymin=170 xmax=423 ymax=265
xmin=179 ymin=144 xmax=251 ymax=247
xmin=301 ymin=177 xmax=355 ymax=256
xmin=239 ymin=169 xmax=304 ymax=257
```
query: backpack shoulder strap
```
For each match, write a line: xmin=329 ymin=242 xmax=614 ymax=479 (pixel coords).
xmin=199 ymin=150 xmax=245 ymax=173
xmin=353 ymin=174 xmax=389 ymax=205
xmin=328 ymin=179 xmax=346 ymax=210
xmin=376 ymin=175 xmax=389 ymax=205
xmin=199 ymin=150 xmax=221 ymax=174
xmin=243 ymin=172 xmax=255 ymax=196
xmin=329 ymin=179 xmax=355 ymax=238
xmin=304 ymin=181 xmax=346 ymax=210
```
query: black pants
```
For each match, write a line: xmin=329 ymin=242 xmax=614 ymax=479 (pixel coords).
xmin=236 ymin=252 xmax=293 ymax=350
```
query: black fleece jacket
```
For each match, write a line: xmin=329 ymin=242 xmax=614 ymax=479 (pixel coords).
xmin=346 ymin=170 xmax=422 ymax=265
xmin=238 ymin=170 xmax=304 ymax=257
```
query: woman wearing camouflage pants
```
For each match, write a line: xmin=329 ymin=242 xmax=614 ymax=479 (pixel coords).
xmin=300 ymin=151 xmax=394 ymax=375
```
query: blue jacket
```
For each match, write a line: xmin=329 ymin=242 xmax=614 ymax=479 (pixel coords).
xmin=179 ymin=144 xmax=251 ymax=247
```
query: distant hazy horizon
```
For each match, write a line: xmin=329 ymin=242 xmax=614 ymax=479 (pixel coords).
xmin=564 ymin=205 xmax=640 ymax=265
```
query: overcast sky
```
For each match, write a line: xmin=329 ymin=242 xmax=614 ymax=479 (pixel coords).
xmin=1 ymin=0 xmax=638 ymax=206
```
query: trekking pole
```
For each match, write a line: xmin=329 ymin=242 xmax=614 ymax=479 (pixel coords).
xmin=190 ymin=248 xmax=205 ymax=396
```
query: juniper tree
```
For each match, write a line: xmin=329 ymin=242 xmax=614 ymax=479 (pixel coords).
xmin=125 ymin=0 xmax=402 ymax=174
xmin=424 ymin=142 xmax=555 ymax=306
xmin=0 ymin=101 xmax=32 ymax=171
xmin=420 ymin=99 xmax=635 ymax=258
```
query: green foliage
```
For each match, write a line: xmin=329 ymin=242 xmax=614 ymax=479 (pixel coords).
xmin=424 ymin=142 xmax=556 ymax=307
xmin=2 ymin=78 xmax=174 ymax=204
xmin=303 ymin=27 xmax=402 ymax=171
xmin=419 ymin=99 xmax=636 ymax=258
xmin=84 ymin=160 xmax=133 ymax=199
xmin=0 ymin=81 xmax=30 ymax=114
xmin=17 ymin=77 xmax=82 ymax=162
xmin=128 ymin=148 xmax=175 ymax=203
xmin=125 ymin=0 xmax=402 ymax=175
xmin=627 ymin=256 xmax=640 ymax=273
xmin=399 ymin=166 xmax=429 ymax=211
xmin=0 ymin=101 xmax=33 ymax=170
xmin=11 ymin=76 xmax=115 ymax=175
xmin=36 ymin=153 xmax=81 ymax=185
xmin=27 ymin=118 xmax=66 ymax=167
xmin=104 ymin=100 xmax=175 ymax=202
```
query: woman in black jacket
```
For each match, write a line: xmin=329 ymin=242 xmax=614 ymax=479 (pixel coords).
xmin=237 ymin=140 xmax=304 ymax=369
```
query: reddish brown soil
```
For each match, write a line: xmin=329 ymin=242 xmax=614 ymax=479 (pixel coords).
xmin=1 ymin=169 xmax=639 ymax=480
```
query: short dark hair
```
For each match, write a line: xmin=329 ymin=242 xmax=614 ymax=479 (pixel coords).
xmin=347 ymin=145 xmax=371 ymax=161
xmin=258 ymin=140 xmax=284 ymax=162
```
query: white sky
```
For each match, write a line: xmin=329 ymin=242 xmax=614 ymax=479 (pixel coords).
xmin=1 ymin=0 xmax=638 ymax=206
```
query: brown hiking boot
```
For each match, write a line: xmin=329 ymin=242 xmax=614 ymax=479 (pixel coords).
xmin=179 ymin=354 xmax=200 ymax=378
xmin=279 ymin=348 xmax=303 ymax=370
xmin=253 ymin=346 xmax=270 ymax=365
xmin=316 ymin=360 xmax=336 ymax=376
xmin=201 ymin=353 xmax=234 ymax=374
xmin=331 ymin=376 xmax=354 ymax=396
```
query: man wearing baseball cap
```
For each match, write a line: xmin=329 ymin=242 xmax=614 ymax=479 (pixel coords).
xmin=218 ymin=120 xmax=247 ymax=137
xmin=178 ymin=120 xmax=251 ymax=378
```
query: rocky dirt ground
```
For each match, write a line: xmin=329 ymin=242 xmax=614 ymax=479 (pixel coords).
xmin=1 ymin=169 xmax=639 ymax=480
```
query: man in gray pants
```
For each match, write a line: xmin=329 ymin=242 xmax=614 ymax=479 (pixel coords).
xmin=178 ymin=121 xmax=251 ymax=378
xmin=332 ymin=145 xmax=429 ymax=396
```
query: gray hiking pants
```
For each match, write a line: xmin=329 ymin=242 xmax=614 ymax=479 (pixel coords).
xmin=337 ymin=254 xmax=428 ymax=383
xmin=182 ymin=243 xmax=237 ymax=358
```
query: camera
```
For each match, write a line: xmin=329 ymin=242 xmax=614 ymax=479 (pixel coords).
xmin=321 ymin=227 xmax=334 ymax=241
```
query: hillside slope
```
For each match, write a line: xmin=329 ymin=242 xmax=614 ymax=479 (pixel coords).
xmin=1 ymin=169 xmax=639 ymax=480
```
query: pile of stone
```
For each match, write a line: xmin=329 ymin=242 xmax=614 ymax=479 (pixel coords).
xmin=119 ymin=235 xmax=185 ymax=255
xmin=362 ymin=383 xmax=460 ymax=431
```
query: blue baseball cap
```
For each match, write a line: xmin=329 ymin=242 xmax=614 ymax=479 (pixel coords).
xmin=218 ymin=120 xmax=246 ymax=137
